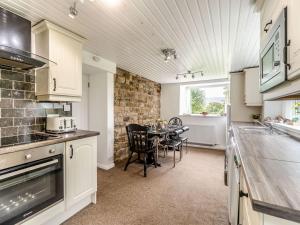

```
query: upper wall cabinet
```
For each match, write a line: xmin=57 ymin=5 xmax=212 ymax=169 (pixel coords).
xmin=32 ymin=20 xmax=85 ymax=102
xmin=287 ymin=0 xmax=300 ymax=80
xmin=260 ymin=0 xmax=287 ymax=47
xmin=260 ymin=0 xmax=300 ymax=81
xmin=244 ymin=68 xmax=263 ymax=106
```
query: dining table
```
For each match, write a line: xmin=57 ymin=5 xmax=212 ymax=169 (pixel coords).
xmin=148 ymin=125 xmax=185 ymax=166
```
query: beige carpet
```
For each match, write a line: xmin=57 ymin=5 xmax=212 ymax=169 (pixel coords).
xmin=63 ymin=148 xmax=228 ymax=225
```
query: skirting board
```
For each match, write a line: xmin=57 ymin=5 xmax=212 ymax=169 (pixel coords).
xmin=97 ymin=162 xmax=115 ymax=170
xmin=187 ymin=143 xmax=225 ymax=151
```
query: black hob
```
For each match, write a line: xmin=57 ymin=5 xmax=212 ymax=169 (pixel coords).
xmin=0 ymin=133 xmax=61 ymax=147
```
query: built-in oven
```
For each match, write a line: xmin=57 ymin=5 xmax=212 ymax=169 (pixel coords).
xmin=0 ymin=143 xmax=64 ymax=225
xmin=260 ymin=7 xmax=287 ymax=92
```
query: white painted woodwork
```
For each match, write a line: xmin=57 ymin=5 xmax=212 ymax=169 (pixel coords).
xmin=230 ymin=72 xmax=262 ymax=122
xmin=32 ymin=20 xmax=85 ymax=101
xmin=260 ymin=0 xmax=287 ymax=47
xmin=244 ymin=68 xmax=263 ymax=106
xmin=0 ymin=0 xmax=259 ymax=83
xmin=65 ymin=136 xmax=97 ymax=208
xmin=238 ymin=159 xmax=299 ymax=225
xmin=287 ymin=0 xmax=300 ymax=80
xmin=239 ymin=170 xmax=263 ymax=225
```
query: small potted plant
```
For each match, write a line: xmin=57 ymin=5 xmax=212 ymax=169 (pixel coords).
xmin=252 ymin=114 xmax=261 ymax=122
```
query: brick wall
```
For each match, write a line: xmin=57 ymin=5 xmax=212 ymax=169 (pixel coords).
xmin=114 ymin=68 xmax=161 ymax=162
xmin=0 ymin=69 xmax=71 ymax=145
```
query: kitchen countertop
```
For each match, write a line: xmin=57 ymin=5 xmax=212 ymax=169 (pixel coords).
xmin=232 ymin=122 xmax=300 ymax=223
xmin=0 ymin=130 xmax=100 ymax=155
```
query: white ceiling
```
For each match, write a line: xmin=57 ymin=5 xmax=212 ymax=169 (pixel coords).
xmin=0 ymin=0 xmax=260 ymax=83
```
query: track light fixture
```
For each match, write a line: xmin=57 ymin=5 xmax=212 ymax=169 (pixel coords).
xmin=161 ymin=48 xmax=177 ymax=63
xmin=176 ymin=70 xmax=204 ymax=80
xmin=69 ymin=1 xmax=78 ymax=19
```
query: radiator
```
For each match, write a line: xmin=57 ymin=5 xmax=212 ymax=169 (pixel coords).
xmin=184 ymin=124 xmax=217 ymax=146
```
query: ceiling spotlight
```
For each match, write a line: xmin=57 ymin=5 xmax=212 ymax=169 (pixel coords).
xmin=161 ymin=48 xmax=177 ymax=63
xmin=176 ymin=70 xmax=203 ymax=80
xmin=69 ymin=1 xmax=78 ymax=19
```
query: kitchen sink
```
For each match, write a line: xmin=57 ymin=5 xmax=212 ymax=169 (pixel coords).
xmin=238 ymin=126 xmax=285 ymax=136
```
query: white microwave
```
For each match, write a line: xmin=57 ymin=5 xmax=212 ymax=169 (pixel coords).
xmin=260 ymin=7 xmax=287 ymax=92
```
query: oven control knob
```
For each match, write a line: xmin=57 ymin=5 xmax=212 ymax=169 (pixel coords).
xmin=49 ymin=149 xmax=56 ymax=154
xmin=25 ymin=154 xmax=32 ymax=160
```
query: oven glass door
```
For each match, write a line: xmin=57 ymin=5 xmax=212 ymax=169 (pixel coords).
xmin=0 ymin=154 xmax=63 ymax=225
xmin=261 ymin=43 xmax=274 ymax=83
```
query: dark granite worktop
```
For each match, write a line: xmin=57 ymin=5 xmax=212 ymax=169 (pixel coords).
xmin=232 ymin=122 xmax=300 ymax=223
xmin=0 ymin=130 xmax=100 ymax=155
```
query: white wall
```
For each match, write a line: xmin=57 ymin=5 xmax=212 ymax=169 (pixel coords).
xmin=230 ymin=72 xmax=262 ymax=122
xmin=72 ymin=74 xmax=89 ymax=130
xmin=89 ymin=72 xmax=115 ymax=170
xmin=160 ymin=82 xmax=227 ymax=149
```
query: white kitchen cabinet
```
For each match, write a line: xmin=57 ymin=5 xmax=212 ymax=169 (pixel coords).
xmin=65 ymin=136 xmax=97 ymax=208
xmin=239 ymin=166 xmax=299 ymax=225
xmin=32 ymin=20 xmax=85 ymax=102
xmin=260 ymin=0 xmax=287 ymax=47
xmin=287 ymin=0 xmax=300 ymax=80
xmin=260 ymin=0 xmax=300 ymax=80
xmin=239 ymin=170 xmax=263 ymax=225
xmin=244 ymin=68 xmax=263 ymax=106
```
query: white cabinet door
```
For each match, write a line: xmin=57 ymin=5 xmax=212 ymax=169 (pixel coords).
xmin=260 ymin=0 xmax=287 ymax=47
xmin=287 ymin=0 xmax=300 ymax=80
xmin=50 ymin=29 xmax=82 ymax=96
xmin=65 ymin=136 xmax=97 ymax=208
xmin=33 ymin=21 xmax=84 ymax=102
xmin=244 ymin=68 xmax=263 ymax=106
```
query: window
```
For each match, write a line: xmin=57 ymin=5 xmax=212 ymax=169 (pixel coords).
xmin=180 ymin=83 xmax=229 ymax=115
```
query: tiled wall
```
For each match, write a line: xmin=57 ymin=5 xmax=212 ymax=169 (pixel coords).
xmin=0 ymin=69 xmax=71 ymax=143
xmin=114 ymin=68 xmax=161 ymax=162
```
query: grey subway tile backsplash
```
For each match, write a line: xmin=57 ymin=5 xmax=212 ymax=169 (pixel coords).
xmin=14 ymin=118 xmax=35 ymax=126
xmin=12 ymin=90 xmax=25 ymax=99
xmin=0 ymin=118 xmax=13 ymax=127
xmin=1 ymin=89 xmax=12 ymax=98
xmin=14 ymin=81 xmax=35 ymax=91
xmin=0 ymin=69 xmax=72 ymax=138
xmin=0 ymin=99 xmax=13 ymax=108
xmin=1 ymin=127 xmax=18 ymax=137
xmin=0 ymin=80 xmax=13 ymax=89
xmin=2 ymin=109 xmax=24 ymax=118
xmin=1 ymin=70 xmax=25 ymax=81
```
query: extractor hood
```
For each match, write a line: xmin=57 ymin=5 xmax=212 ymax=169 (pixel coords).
xmin=0 ymin=7 xmax=49 ymax=70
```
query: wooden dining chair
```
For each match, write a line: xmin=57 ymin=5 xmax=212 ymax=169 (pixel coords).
xmin=124 ymin=124 xmax=156 ymax=177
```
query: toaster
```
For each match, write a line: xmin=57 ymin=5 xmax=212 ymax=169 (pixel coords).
xmin=46 ymin=115 xmax=77 ymax=133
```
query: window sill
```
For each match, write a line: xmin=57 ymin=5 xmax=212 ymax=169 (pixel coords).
xmin=272 ymin=122 xmax=300 ymax=138
xmin=180 ymin=114 xmax=226 ymax=118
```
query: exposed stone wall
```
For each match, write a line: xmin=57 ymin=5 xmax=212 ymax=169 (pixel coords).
xmin=114 ymin=68 xmax=161 ymax=162
xmin=0 ymin=69 xmax=71 ymax=146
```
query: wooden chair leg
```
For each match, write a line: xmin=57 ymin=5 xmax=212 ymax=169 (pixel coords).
xmin=124 ymin=152 xmax=133 ymax=171
xmin=144 ymin=154 xmax=147 ymax=177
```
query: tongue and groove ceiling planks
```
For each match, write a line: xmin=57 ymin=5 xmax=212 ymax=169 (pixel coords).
xmin=0 ymin=0 xmax=260 ymax=83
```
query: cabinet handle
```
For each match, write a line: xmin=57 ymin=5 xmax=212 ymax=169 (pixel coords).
xmin=240 ymin=190 xmax=249 ymax=198
xmin=264 ymin=20 xmax=272 ymax=33
xmin=53 ymin=78 xmax=57 ymax=91
xmin=70 ymin=145 xmax=74 ymax=159
xmin=284 ymin=40 xmax=291 ymax=70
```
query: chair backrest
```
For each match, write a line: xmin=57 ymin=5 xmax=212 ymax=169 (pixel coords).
xmin=168 ymin=117 xmax=183 ymax=126
xmin=126 ymin=124 xmax=149 ymax=153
